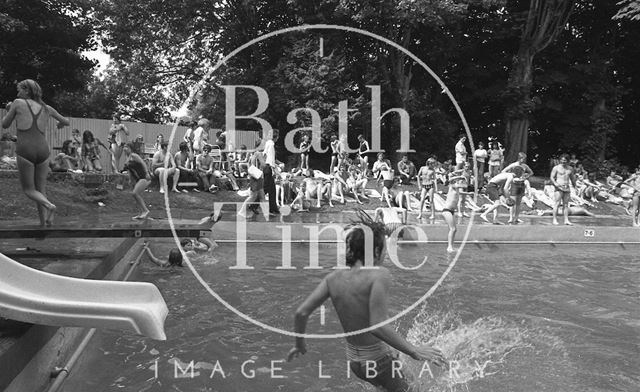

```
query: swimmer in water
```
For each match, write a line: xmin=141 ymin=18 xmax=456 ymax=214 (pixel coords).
xmin=442 ymin=174 xmax=473 ymax=252
xmin=550 ymin=153 xmax=577 ymax=225
xmin=142 ymin=237 xmax=215 ymax=267
xmin=287 ymin=214 xmax=446 ymax=391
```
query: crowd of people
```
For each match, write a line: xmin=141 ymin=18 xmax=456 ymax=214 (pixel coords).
xmin=2 ymin=79 xmax=640 ymax=231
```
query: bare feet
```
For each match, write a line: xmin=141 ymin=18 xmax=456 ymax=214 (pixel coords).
xmin=159 ymin=188 xmax=165 ymax=194
xmin=564 ymin=220 xmax=573 ymax=225
xmin=447 ymin=246 xmax=455 ymax=253
xmin=172 ymin=188 xmax=181 ymax=193
xmin=417 ymin=214 xmax=422 ymax=220
xmin=45 ymin=204 xmax=56 ymax=227
xmin=552 ymin=220 xmax=559 ymax=225
xmin=480 ymin=214 xmax=490 ymax=223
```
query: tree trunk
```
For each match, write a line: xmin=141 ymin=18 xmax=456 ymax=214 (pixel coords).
xmin=504 ymin=49 xmax=534 ymax=164
xmin=593 ymin=98 xmax=607 ymax=162
xmin=503 ymin=0 xmax=574 ymax=163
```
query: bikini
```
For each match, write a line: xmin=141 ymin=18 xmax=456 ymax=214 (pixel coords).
xmin=15 ymin=99 xmax=50 ymax=165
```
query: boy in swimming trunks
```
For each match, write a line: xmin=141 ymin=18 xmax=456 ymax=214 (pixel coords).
xmin=507 ymin=165 xmax=526 ymax=224
xmin=479 ymin=171 xmax=515 ymax=224
xmin=151 ymin=142 xmax=181 ymax=194
xmin=550 ymin=153 xmax=577 ymax=225
xmin=379 ymin=167 xmax=396 ymax=207
xmin=123 ymin=143 xmax=151 ymax=220
xmin=442 ymin=175 xmax=473 ymax=252
xmin=623 ymin=166 xmax=640 ymax=226
xmin=287 ymin=217 xmax=446 ymax=391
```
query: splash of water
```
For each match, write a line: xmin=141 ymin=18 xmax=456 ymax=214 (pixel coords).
xmin=402 ymin=309 xmax=531 ymax=392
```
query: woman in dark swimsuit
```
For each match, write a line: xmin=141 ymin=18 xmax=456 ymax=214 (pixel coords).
xmin=2 ymin=79 xmax=69 ymax=226
xmin=123 ymin=143 xmax=151 ymax=220
xmin=357 ymin=134 xmax=371 ymax=176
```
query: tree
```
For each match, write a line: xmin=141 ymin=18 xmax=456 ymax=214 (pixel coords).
xmin=502 ymin=0 xmax=574 ymax=164
xmin=0 ymin=0 xmax=95 ymax=109
xmin=613 ymin=0 xmax=640 ymax=20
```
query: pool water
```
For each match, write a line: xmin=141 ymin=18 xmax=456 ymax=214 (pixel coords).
xmin=65 ymin=243 xmax=640 ymax=392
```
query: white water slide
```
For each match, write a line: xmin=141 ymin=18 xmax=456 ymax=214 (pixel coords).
xmin=0 ymin=252 xmax=168 ymax=340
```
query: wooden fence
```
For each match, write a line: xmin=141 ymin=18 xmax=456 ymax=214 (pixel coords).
xmin=0 ymin=109 xmax=260 ymax=172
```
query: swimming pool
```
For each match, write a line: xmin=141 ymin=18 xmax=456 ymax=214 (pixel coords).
xmin=64 ymin=242 xmax=640 ymax=392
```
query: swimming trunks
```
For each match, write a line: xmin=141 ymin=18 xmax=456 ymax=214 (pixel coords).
xmin=486 ymin=182 xmax=501 ymax=201
xmin=554 ymin=184 xmax=570 ymax=194
xmin=511 ymin=179 xmax=525 ymax=196
xmin=422 ymin=183 xmax=433 ymax=191
xmin=383 ymin=179 xmax=394 ymax=189
xmin=346 ymin=342 xmax=408 ymax=391
xmin=442 ymin=208 xmax=456 ymax=214
xmin=15 ymin=99 xmax=50 ymax=165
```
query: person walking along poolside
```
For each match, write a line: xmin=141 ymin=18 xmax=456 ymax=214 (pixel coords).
xmin=2 ymin=79 xmax=69 ymax=226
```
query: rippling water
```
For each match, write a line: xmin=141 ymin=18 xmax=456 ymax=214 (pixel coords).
xmin=65 ymin=243 xmax=640 ymax=392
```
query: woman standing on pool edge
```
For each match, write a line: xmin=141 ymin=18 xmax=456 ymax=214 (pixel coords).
xmin=123 ymin=142 xmax=151 ymax=220
xmin=2 ymin=79 xmax=69 ymax=226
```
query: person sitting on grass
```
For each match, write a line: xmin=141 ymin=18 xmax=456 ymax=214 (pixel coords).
xmin=347 ymin=165 xmax=369 ymax=204
xmin=50 ymin=140 xmax=80 ymax=172
xmin=304 ymin=170 xmax=334 ymax=208
xmin=290 ymin=180 xmax=310 ymax=212
xmin=123 ymin=143 xmax=151 ymax=220
xmin=332 ymin=164 xmax=350 ymax=204
xmin=82 ymin=130 xmax=110 ymax=172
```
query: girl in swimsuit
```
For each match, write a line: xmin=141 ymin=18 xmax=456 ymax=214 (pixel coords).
xmin=123 ymin=143 xmax=151 ymax=220
xmin=2 ymin=79 xmax=69 ymax=226
xmin=357 ymin=134 xmax=371 ymax=175
xmin=109 ymin=115 xmax=129 ymax=173
xmin=82 ymin=130 xmax=109 ymax=172
xmin=299 ymin=134 xmax=311 ymax=173
xmin=329 ymin=134 xmax=339 ymax=174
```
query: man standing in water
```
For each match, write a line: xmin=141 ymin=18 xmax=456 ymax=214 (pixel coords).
xmin=287 ymin=218 xmax=446 ymax=391
xmin=550 ymin=153 xmax=577 ymax=225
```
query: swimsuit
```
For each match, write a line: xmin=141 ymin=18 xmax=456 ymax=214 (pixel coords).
xmin=511 ymin=179 xmax=525 ymax=196
xmin=486 ymin=182 xmax=501 ymax=201
xmin=442 ymin=208 xmax=456 ymax=214
xmin=346 ymin=342 xmax=408 ymax=390
xmin=422 ymin=183 xmax=433 ymax=191
xmin=15 ymin=99 xmax=50 ymax=165
xmin=127 ymin=157 xmax=149 ymax=181
xmin=383 ymin=179 xmax=394 ymax=189
xmin=554 ymin=184 xmax=570 ymax=194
